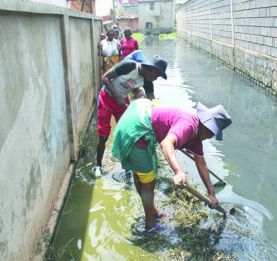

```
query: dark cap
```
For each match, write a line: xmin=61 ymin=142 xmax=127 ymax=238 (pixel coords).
xmin=142 ymin=55 xmax=168 ymax=79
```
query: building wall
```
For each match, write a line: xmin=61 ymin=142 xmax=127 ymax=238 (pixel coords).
xmin=123 ymin=4 xmax=138 ymax=15
xmin=138 ymin=0 xmax=174 ymax=33
xmin=117 ymin=17 xmax=139 ymax=31
xmin=68 ymin=0 xmax=96 ymax=13
xmin=160 ymin=1 xmax=175 ymax=32
xmin=30 ymin=0 xmax=67 ymax=7
xmin=0 ymin=1 xmax=102 ymax=260
xmin=176 ymin=0 xmax=277 ymax=94
xmin=95 ymin=0 xmax=113 ymax=17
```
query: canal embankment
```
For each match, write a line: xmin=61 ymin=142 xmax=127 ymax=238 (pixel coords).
xmin=176 ymin=0 xmax=277 ymax=96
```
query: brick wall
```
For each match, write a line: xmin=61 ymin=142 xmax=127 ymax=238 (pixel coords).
xmin=176 ymin=0 xmax=277 ymax=95
xmin=117 ymin=16 xmax=139 ymax=32
xmin=68 ymin=0 xmax=95 ymax=13
xmin=233 ymin=0 xmax=277 ymax=57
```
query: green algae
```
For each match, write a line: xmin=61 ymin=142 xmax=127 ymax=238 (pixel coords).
xmin=159 ymin=32 xmax=176 ymax=40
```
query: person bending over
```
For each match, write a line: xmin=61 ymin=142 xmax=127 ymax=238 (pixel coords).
xmin=93 ymin=56 xmax=168 ymax=177
xmin=112 ymin=99 xmax=232 ymax=231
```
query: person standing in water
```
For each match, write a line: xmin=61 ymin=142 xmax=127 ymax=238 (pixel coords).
xmin=93 ymin=56 xmax=168 ymax=177
xmin=112 ymin=99 xmax=232 ymax=232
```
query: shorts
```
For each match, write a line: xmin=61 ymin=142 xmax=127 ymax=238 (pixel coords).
xmin=97 ymin=89 xmax=130 ymax=137
xmin=135 ymin=170 xmax=155 ymax=184
xmin=123 ymin=145 xmax=155 ymax=184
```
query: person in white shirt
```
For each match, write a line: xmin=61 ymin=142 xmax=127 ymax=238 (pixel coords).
xmin=100 ymin=29 xmax=121 ymax=73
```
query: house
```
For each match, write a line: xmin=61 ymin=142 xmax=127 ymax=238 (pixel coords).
xmin=138 ymin=0 xmax=175 ymax=34
xmin=117 ymin=14 xmax=139 ymax=32
xmin=122 ymin=0 xmax=175 ymax=34
xmin=68 ymin=0 xmax=96 ymax=13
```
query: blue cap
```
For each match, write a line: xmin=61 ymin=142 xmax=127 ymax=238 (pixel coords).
xmin=197 ymin=102 xmax=232 ymax=141
xmin=124 ymin=50 xmax=147 ymax=63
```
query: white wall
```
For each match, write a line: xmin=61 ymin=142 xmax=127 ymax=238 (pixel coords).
xmin=30 ymin=0 xmax=67 ymax=7
xmin=95 ymin=0 xmax=113 ymax=16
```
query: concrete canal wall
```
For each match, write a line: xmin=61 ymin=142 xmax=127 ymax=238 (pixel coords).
xmin=0 ymin=1 xmax=102 ymax=260
xmin=176 ymin=0 xmax=277 ymax=95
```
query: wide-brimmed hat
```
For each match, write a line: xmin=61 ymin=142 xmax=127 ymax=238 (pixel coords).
xmin=142 ymin=55 xmax=168 ymax=79
xmin=197 ymin=102 xmax=232 ymax=141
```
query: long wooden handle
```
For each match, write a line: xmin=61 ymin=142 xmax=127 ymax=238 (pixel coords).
xmin=185 ymin=184 xmax=226 ymax=215
xmin=180 ymin=149 xmax=226 ymax=185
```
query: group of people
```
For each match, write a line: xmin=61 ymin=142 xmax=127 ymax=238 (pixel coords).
xmin=99 ymin=24 xmax=139 ymax=74
xmin=93 ymin=29 xmax=232 ymax=232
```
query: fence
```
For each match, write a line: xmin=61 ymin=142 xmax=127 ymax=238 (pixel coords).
xmin=176 ymin=0 xmax=277 ymax=95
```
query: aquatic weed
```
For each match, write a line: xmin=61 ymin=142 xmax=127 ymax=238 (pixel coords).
xmin=131 ymin=148 xmax=234 ymax=260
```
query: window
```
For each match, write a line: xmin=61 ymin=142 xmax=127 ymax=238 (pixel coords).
xmin=150 ymin=2 xmax=154 ymax=10
xmin=145 ymin=22 xmax=153 ymax=29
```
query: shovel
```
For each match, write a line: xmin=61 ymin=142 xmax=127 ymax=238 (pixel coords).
xmin=180 ymin=150 xmax=273 ymax=221
xmin=185 ymin=183 xmax=227 ymax=217
xmin=180 ymin=149 xmax=226 ymax=186
xmin=184 ymin=184 xmax=273 ymax=221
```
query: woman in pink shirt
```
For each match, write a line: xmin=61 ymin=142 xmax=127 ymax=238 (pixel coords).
xmin=112 ymin=99 xmax=232 ymax=232
xmin=120 ymin=27 xmax=139 ymax=59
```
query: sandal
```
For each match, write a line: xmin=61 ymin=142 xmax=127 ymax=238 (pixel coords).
xmin=147 ymin=223 xmax=165 ymax=233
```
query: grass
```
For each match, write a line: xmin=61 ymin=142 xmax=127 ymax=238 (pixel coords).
xmin=132 ymin=33 xmax=145 ymax=47
xmin=159 ymin=32 xmax=176 ymax=40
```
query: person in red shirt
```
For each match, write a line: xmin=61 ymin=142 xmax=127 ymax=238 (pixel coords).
xmin=120 ymin=28 xmax=139 ymax=59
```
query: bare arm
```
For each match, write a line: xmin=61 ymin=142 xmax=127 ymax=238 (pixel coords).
xmin=132 ymin=88 xmax=146 ymax=99
xmin=102 ymin=69 xmax=125 ymax=105
xmin=160 ymin=134 xmax=187 ymax=187
xmin=194 ymin=155 xmax=218 ymax=207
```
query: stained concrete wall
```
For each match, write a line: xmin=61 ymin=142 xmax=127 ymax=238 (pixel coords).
xmin=176 ymin=0 xmax=277 ymax=95
xmin=0 ymin=1 xmax=102 ymax=260
xmin=123 ymin=4 xmax=139 ymax=16
xmin=138 ymin=0 xmax=175 ymax=33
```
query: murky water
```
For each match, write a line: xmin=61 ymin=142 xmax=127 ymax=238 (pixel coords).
xmin=48 ymin=39 xmax=277 ymax=260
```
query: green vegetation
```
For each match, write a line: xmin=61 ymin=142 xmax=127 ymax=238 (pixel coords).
xmin=159 ymin=32 xmax=176 ymax=40
xmin=132 ymin=32 xmax=145 ymax=46
xmin=132 ymin=32 xmax=176 ymax=48
xmin=78 ymin=128 xmax=87 ymax=150
xmin=130 ymin=147 xmax=233 ymax=260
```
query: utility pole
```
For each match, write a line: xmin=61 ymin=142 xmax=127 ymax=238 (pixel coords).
xmin=112 ymin=0 xmax=116 ymax=23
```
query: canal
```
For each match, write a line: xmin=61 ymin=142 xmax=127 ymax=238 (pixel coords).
xmin=48 ymin=39 xmax=277 ymax=260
